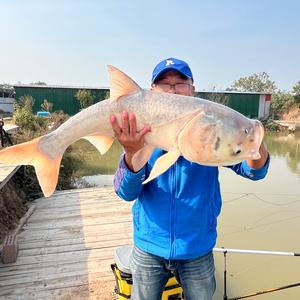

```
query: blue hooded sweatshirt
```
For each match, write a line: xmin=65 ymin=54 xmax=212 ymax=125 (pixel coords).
xmin=114 ymin=148 xmax=270 ymax=260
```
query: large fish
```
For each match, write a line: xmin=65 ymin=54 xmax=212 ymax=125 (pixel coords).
xmin=0 ymin=66 xmax=264 ymax=197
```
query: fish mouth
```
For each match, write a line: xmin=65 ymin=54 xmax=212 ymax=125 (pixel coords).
xmin=249 ymin=120 xmax=264 ymax=160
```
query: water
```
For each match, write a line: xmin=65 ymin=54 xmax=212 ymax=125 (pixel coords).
xmin=75 ymin=133 xmax=300 ymax=299
xmin=215 ymin=132 xmax=300 ymax=299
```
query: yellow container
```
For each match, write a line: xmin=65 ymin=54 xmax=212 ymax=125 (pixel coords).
xmin=111 ymin=263 xmax=184 ymax=300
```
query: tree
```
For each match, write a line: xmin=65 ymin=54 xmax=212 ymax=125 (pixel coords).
xmin=75 ymin=90 xmax=95 ymax=109
xmin=0 ymin=83 xmax=15 ymax=98
xmin=228 ymin=72 xmax=277 ymax=93
xmin=270 ymin=91 xmax=295 ymax=118
xmin=292 ymin=81 xmax=300 ymax=103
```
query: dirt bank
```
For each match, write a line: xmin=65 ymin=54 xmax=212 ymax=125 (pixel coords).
xmin=0 ymin=177 xmax=27 ymax=243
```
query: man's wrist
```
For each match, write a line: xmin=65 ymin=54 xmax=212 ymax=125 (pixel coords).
xmin=124 ymin=153 xmax=135 ymax=171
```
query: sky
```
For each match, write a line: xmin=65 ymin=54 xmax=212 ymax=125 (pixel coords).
xmin=0 ymin=0 xmax=299 ymax=91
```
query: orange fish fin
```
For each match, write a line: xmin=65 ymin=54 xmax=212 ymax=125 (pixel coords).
xmin=0 ymin=137 xmax=62 ymax=197
xmin=82 ymin=135 xmax=114 ymax=155
xmin=107 ymin=65 xmax=141 ymax=100
xmin=142 ymin=149 xmax=180 ymax=185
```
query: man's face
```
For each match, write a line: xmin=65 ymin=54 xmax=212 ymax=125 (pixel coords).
xmin=151 ymin=71 xmax=195 ymax=97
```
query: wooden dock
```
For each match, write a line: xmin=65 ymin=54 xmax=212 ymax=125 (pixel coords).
xmin=0 ymin=187 xmax=133 ymax=300
xmin=0 ymin=122 xmax=20 ymax=189
xmin=0 ymin=165 xmax=20 ymax=189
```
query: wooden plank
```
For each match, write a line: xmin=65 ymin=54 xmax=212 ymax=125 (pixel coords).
xmin=17 ymin=221 xmax=132 ymax=243
xmin=32 ymin=199 xmax=128 ymax=212
xmin=27 ymin=205 xmax=131 ymax=223
xmin=0 ymin=186 xmax=133 ymax=299
xmin=0 ymin=258 xmax=114 ymax=285
xmin=0 ymin=242 xmax=126 ymax=267
xmin=18 ymin=237 xmax=132 ymax=257
xmin=19 ymin=231 xmax=132 ymax=251
xmin=22 ymin=215 xmax=132 ymax=230
xmin=18 ymin=230 xmax=132 ymax=249
xmin=0 ymin=254 xmax=118 ymax=277
xmin=0 ymin=256 xmax=118 ymax=277
xmin=0 ymin=165 xmax=20 ymax=189
xmin=0 ymin=271 xmax=114 ymax=295
xmin=1 ymin=280 xmax=116 ymax=300
xmin=35 ymin=194 xmax=120 ymax=206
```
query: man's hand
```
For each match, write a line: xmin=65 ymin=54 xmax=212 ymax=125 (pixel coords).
xmin=246 ymin=142 xmax=269 ymax=169
xmin=110 ymin=111 xmax=151 ymax=171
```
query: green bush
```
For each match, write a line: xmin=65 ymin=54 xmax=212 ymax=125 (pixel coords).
xmin=262 ymin=118 xmax=280 ymax=132
xmin=13 ymin=95 xmax=36 ymax=130
xmin=75 ymin=90 xmax=95 ymax=109
xmin=41 ymin=99 xmax=53 ymax=112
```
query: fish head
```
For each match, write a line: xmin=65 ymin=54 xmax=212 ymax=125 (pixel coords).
xmin=178 ymin=111 xmax=264 ymax=165
xmin=221 ymin=118 xmax=264 ymax=162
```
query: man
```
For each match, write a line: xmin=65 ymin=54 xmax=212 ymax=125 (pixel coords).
xmin=110 ymin=58 xmax=270 ymax=300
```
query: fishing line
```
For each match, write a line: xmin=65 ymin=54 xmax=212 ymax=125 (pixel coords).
xmin=223 ymin=192 xmax=300 ymax=206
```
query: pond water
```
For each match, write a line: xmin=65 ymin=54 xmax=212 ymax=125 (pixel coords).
xmin=74 ymin=132 xmax=300 ymax=299
xmin=215 ymin=132 xmax=300 ymax=299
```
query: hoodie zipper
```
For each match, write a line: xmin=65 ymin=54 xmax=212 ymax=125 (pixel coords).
xmin=169 ymin=162 xmax=177 ymax=259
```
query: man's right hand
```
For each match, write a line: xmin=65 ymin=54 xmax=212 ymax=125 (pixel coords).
xmin=110 ymin=111 xmax=151 ymax=171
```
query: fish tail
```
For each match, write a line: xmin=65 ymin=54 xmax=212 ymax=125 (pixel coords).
xmin=0 ymin=137 xmax=62 ymax=197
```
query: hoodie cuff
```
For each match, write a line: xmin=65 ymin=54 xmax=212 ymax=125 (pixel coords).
xmin=121 ymin=154 xmax=146 ymax=180
xmin=242 ymin=153 xmax=270 ymax=180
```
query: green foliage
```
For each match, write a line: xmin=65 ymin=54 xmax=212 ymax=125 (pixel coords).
xmin=13 ymin=95 xmax=36 ymax=130
xmin=41 ymin=99 xmax=53 ymax=112
xmin=292 ymin=81 xmax=300 ymax=103
xmin=75 ymin=90 xmax=95 ymax=109
xmin=262 ymin=118 xmax=280 ymax=132
xmin=292 ymin=81 xmax=300 ymax=95
xmin=228 ymin=72 xmax=277 ymax=93
xmin=102 ymin=90 xmax=110 ymax=100
xmin=16 ymin=95 xmax=35 ymax=112
xmin=271 ymin=91 xmax=296 ymax=118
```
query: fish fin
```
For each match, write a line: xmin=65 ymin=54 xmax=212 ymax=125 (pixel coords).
xmin=0 ymin=137 xmax=62 ymax=197
xmin=142 ymin=149 xmax=180 ymax=185
xmin=107 ymin=65 xmax=141 ymax=100
xmin=132 ymin=144 xmax=154 ymax=172
xmin=83 ymin=135 xmax=114 ymax=155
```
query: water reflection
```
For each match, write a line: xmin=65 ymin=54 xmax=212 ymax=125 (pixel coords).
xmin=265 ymin=132 xmax=300 ymax=176
xmin=74 ymin=132 xmax=300 ymax=181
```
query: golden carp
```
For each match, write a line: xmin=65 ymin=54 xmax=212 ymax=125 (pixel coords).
xmin=0 ymin=66 xmax=264 ymax=197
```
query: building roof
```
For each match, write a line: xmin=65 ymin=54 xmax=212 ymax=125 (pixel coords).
xmin=12 ymin=84 xmax=272 ymax=95
xmin=13 ymin=84 xmax=109 ymax=90
xmin=198 ymin=90 xmax=272 ymax=95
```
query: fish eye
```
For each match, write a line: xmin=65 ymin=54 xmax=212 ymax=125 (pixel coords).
xmin=232 ymin=149 xmax=242 ymax=156
xmin=243 ymin=128 xmax=249 ymax=134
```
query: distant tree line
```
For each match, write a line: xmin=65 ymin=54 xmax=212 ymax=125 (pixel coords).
xmin=227 ymin=72 xmax=300 ymax=119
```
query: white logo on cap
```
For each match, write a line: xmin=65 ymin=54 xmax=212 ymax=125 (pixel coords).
xmin=166 ymin=59 xmax=174 ymax=66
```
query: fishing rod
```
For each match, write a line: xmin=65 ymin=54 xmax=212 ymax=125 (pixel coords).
xmin=213 ymin=247 xmax=300 ymax=300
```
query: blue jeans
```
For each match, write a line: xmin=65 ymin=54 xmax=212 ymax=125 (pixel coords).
xmin=130 ymin=245 xmax=216 ymax=300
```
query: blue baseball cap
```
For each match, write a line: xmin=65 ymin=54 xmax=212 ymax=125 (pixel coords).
xmin=151 ymin=58 xmax=193 ymax=84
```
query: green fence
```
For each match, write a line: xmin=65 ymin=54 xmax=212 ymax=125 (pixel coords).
xmin=14 ymin=86 xmax=261 ymax=118
xmin=14 ymin=86 xmax=109 ymax=115
xmin=197 ymin=92 xmax=260 ymax=118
